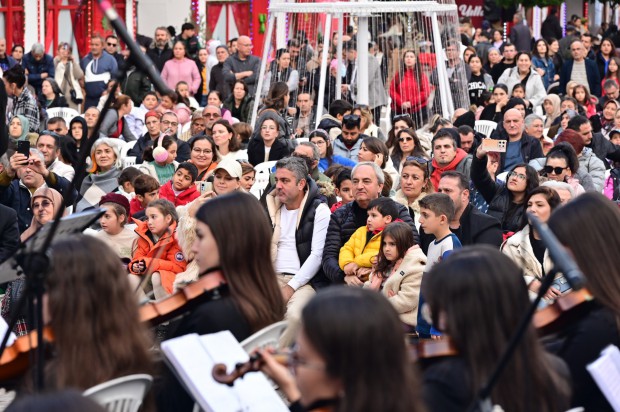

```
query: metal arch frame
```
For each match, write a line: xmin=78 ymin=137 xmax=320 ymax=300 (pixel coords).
xmin=251 ymin=1 xmax=460 ymax=127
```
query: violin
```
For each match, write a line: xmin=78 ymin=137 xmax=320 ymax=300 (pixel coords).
xmin=140 ymin=268 xmax=227 ymax=326
xmin=0 ymin=327 xmax=54 ymax=381
xmin=212 ymin=351 xmax=289 ymax=386
xmin=534 ymin=287 xmax=595 ymax=335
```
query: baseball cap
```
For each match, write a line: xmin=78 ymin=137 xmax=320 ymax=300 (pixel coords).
xmin=213 ymin=157 xmax=242 ymax=179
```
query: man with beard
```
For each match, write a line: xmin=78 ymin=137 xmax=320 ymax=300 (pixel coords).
xmin=146 ymin=26 xmax=174 ymax=73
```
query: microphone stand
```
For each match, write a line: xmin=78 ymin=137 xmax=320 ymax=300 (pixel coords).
xmin=0 ymin=1 xmax=170 ymax=391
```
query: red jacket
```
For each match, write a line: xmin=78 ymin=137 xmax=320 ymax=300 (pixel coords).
xmin=389 ymin=68 xmax=431 ymax=114
xmin=430 ymin=148 xmax=468 ymax=190
xmin=159 ymin=181 xmax=200 ymax=207
xmin=130 ymin=197 xmax=144 ymax=217
xmin=129 ymin=220 xmax=187 ymax=294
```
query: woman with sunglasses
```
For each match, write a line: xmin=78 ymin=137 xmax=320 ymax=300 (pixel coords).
xmin=308 ymin=129 xmax=355 ymax=172
xmin=538 ymin=141 xmax=587 ymax=195
xmin=389 ymin=49 xmax=431 ymax=124
xmin=472 ymin=141 xmax=539 ymax=234
xmin=386 ymin=114 xmax=415 ymax=150
xmin=554 ymin=128 xmax=605 ymax=192
xmin=390 ymin=128 xmax=428 ymax=171
xmin=258 ymin=287 xmax=424 ymax=412
xmin=394 ymin=158 xmax=433 ymax=230
xmin=501 ymin=186 xmax=563 ymax=301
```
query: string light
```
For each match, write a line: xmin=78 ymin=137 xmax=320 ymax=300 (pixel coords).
xmin=503 ymin=22 xmax=507 ymax=42
xmin=561 ymin=3 xmax=566 ymax=37
xmin=37 ymin=0 xmax=41 ymax=42
xmin=88 ymin=0 xmax=92 ymax=38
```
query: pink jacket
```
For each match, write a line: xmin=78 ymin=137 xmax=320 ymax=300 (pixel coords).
xmin=161 ymin=58 xmax=201 ymax=95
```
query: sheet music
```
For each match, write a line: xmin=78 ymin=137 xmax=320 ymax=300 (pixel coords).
xmin=161 ymin=332 xmax=288 ymax=412
xmin=587 ymin=344 xmax=620 ymax=411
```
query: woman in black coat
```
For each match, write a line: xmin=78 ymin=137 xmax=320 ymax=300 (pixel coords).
xmin=471 ymin=143 xmax=539 ymax=234
xmin=247 ymin=111 xmax=292 ymax=166
xmin=39 ymin=78 xmax=68 ymax=109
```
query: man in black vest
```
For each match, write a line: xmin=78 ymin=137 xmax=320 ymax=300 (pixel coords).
xmin=264 ymin=157 xmax=330 ymax=346
xmin=418 ymin=171 xmax=503 ymax=253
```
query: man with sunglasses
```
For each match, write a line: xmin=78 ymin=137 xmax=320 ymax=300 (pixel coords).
xmin=332 ymin=114 xmax=366 ymax=161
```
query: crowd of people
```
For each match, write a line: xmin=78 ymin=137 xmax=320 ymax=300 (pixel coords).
xmin=0 ymin=11 xmax=618 ymax=412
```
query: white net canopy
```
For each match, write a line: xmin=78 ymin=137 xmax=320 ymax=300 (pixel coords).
xmin=253 ymin=0 xmax=471 ymax=132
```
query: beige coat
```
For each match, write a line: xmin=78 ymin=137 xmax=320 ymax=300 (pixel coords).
xmin=501 ymin=225 xmax=563 ymax=300
xmin=393 ymin=190 xmax=427 ymax=231
xmin=366 ymin=247 xmax=426 ymax=326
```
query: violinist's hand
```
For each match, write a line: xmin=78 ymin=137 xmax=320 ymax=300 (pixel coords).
xmin=344 ymin=274 xmax=364 ymax=287
xmin=258 ymin=349 xmax=300 ymax=403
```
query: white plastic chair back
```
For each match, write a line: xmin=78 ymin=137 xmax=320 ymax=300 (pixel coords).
xmin=250 ymin=161 xmax=277 ymax=199
xmin=83 ymin=374 xmax=153 ymax=412
xmin=543 ymin=128 xmax=550 ymax=138
xmin=122 ymin=156 xmax=137 ymax=169
xmin=295 ymin=137 xmax=309 ymax=143
xmin=47 ymin=107 xmax=79 ymax=126
xmin=240 ymin=320 xmax=288 ymax=353
xmin=474 ymin=120 xmax=498 ymax=138
xmin=120 ymin=141 xmax=137 ymax=161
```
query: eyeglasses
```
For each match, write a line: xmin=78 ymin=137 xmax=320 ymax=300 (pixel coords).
xmin=192 ymin=148 xmax=212 ymax=155
xmin=399 ymin=136 xmax=414 ymax=142
xmin=311 ymin=139 xmax=326 ymax=146
xmin=543 ymin=165 xmax=568 ymax=175
xmin=107 ymin=42 xmax=117 ymax=47
xmin=507 ymin=171 xmax=527 ymax=181
xmin=204 ymin=113 xmax=220 ymax=118
xmin=32 ymin=200 xmax=52 ymax=210
xmin=287 ymin=350 xmax=325 ymax=375
xmin=343 ymin=114 xmax=360 ymax=122
xmin=161 ymin=120 xmax=179 ymax=127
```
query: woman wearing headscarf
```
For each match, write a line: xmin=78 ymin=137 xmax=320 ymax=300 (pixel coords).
xmin=542 ymin=94 xmax=562 ymax=128
xmin=1 ymin=187 xmax=67 ymax=336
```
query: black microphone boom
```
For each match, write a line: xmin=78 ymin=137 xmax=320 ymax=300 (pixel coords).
xmin=527 ymin=213 xmax=586 ymax=290
xmin=97 ymin=0 xmax=171 ymax=95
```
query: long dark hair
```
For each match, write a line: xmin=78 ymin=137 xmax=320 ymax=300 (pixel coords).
xmin=508 ymin=163 xmax=539 ymax=200
xmin=361 ymin=136 xmax=389 ymax=168
xmin=301 ymin=287 xmax=424 ymax=412
xmin=211 ymin=119 xmax=241 ymax=152
xmin=263 ymin=81 xmax=289 ymax=111
xmin=45 ymin=236 xmax=153 ymax=390
xmin=533 ymin=39 xmax=550 ymax=59
xmin=309 ymin=129 xmax=333 ymax=164
xmin=374 ymin=222 xmax=415 ymax=278
xmin=195 ymin=192 xmax=285 ymax=332
xmin=424 ymin=246 xmax=571 ymax=411
xmin=386 ymin=115 xmax=415 ymax=149
xmin=269 ymin=48 xmax=293 ymax=84
xmin=548 ymin=193 xmax=620 ymax=315
xmin=392 ymin=128 xmax=427 ymax=160
xmin=396 ymin=49 xmax=424 ymax=87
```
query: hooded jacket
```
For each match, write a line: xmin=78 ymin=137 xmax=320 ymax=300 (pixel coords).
xmin=332 ymin=134 xmax=365 ymax=161
xmin=317 ymin=114 xmax=343 ymax=142
xmin=429 ymin=148 xmax=471 ymax=190
xmin=159 ymin=180 xmax=200 ymax=207
xmin=129 ymin=220 xmax=187 ymax=294
xmin=365 ymin=246 xmax=426 ymax=326
xmin=322 ymin=200 xmax=418 ymax=284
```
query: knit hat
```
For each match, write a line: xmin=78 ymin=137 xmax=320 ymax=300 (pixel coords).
xmin=99 ymin=193 xmax=131 ymax=217
xmin=145 ymin=110 xmax=160 ymax=121
xmin=213 ymin=157 xmax=242 ymax=179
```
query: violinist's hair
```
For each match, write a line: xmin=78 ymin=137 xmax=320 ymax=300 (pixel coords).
xmin=548 ymin=193 xmax=620 ymax=315
xmin=45 ymin=236 xmax=153 ymax=390
xmin=195 ymin=192 xmax=284 ymax=332
xmin=423 ymin=246 xmax=571 ymax=412
xmin=301 ymin=287 xmax=424 ymax=412
xmin=6 ymin=390 xmax=107 ymax=412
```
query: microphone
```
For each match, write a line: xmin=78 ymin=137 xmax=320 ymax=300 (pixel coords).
xmin=527 ymin=213 xmax=586 ymax=290
xmin=96 ymin=0 xmax=171 ymax=95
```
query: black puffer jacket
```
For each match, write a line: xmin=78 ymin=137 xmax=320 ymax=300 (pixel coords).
xmin=247 ymin=111 xmax=293 ymax=166
xmin=471 ymin=153 xmax=524 ymax=233
xmin=322 ymin=200 xmax=419 ymax=284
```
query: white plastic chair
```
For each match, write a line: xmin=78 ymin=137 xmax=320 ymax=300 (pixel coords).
xmin=120 ymin=141 xmax=137 ymax=161
xmin=47 ymin=107 xmax=79 ymax=125
xmin=240 ymin=320 xmax=288 ymax=353
xmin=474 ymin=120 xmax=498 ymax=138
xmin=122 ymin=156 xmax=137 ymax=169
xmin=295 ymin=137 xmax=309 ymax=143
xmin=250 ymin=160 xmax=277 ymax=199
xmin=83 ymin=374 xmax=153 ymax=412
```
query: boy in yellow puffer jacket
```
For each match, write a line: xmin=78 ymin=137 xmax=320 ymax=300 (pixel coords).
xmin=339 ymin=197 xmax=401 ymax=281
